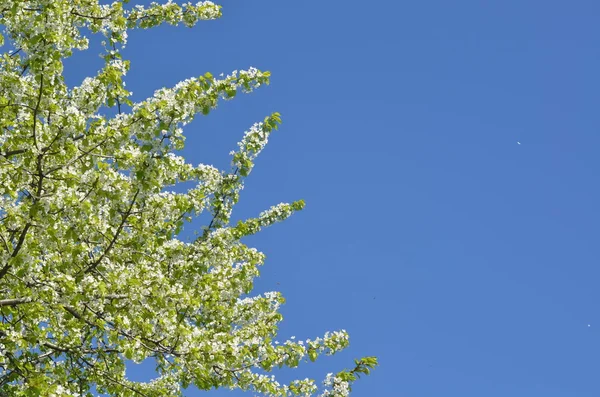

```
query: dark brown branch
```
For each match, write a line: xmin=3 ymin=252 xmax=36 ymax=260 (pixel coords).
xmin=0 ymin=148 xmax=27 ymax=158
xmin=0 ymin=231 xmax=9 ymax=252
xmin=45 ymin=136 xmax=110 ymax=175
xmin=31 ymin=72 xmax=44 ymax=149
xmin=62 ymin=305 xmax=101 ymax=329
xmin=82 ymin=189 xmax=140 ymax=274
xmin=43 ymin=341 xmax=120 ymax=356
xmin=0 ymin=103 xmax=36 ymax=112
xmin=0 ymin=85 xmax=48 ymax=280
xmin=0 ymin=223 xmax=31 ymax=280
xmin=201 ymin=167 xmax=240 ymax=241
xmin=71 ymin=10 xmax=114 ymax=20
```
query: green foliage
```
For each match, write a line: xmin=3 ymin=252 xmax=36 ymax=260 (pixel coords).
xmin=0 ymin=1 xmax=375 ymax=396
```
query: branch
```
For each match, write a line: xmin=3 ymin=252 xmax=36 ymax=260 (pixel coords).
xmin=70 ymin=10 xmax=115 ymax=21
xmin=0 ymin=297 xmax=31 ymax=307
xmin=31 ymin=72 xmax=44 ymax=149
xmin=0 ymin=148 xmax=27 ymax=158
xmin=201 ymin=167 xmax=239 ymax=240
xmin=82 ymin=189 xmax=140 ymax=274
xmin=45 ymin=136 xmax=110 ymax=176
xmin=44 ymin=340 xmax=120 ymax=356
xmin=0 ymin=223 xmax=31 ymax=280
xmin=62 ymin=305 xmax=102 ymax=330
xmin=0 ymin=142 xmax=48 ymax=280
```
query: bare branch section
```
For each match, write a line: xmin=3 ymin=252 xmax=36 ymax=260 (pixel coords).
xmin=0 ymin=297 xmax=31 ymax=307
xmin=0 ymin=148 xmax=27 ymax=158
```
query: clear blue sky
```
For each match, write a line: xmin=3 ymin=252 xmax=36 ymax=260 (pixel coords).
xmin=65 ymin=1 xmax=600 ymax=396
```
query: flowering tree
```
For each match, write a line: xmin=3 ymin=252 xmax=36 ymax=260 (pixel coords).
xmin=0 ymin=1 xmax=377 ymax=396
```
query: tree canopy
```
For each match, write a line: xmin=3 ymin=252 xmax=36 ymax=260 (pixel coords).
xmin=0 ymin=1 xmax=376 ymax=396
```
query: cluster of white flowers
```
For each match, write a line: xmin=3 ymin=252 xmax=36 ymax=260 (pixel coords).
xmin=319 ymin=374 xmax=351 ymax=397
xmin=231 ymin=118 xmax=276 ymax=175
xmin=258 ymin=202 xmax=301 ymax=227
xmin=48 ymin=384 xmax=78 ymax=397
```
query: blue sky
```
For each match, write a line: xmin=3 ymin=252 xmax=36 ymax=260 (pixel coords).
xmin=66 ymin=1 xmax=600 ymax=396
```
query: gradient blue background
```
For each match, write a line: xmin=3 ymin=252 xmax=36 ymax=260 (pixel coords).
xmin=65 ymin=1 xmax=600 ymax=396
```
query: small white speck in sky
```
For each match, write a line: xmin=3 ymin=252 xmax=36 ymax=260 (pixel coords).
xmin=517 ymin=141 xmax=521 ymax=145
xmin=588 ymin=324 xmax=591 ymax=327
